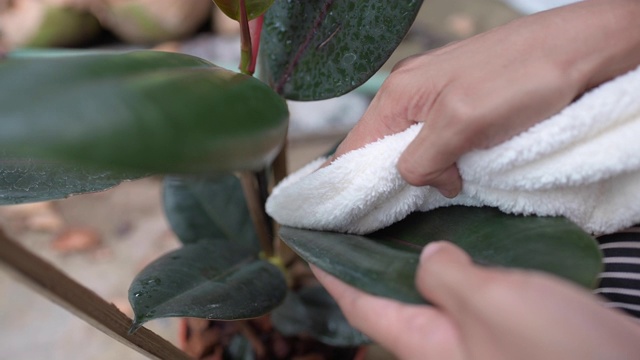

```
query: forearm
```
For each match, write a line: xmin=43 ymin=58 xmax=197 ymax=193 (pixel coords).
xmin=523 ymin=0 xmax=640 ymax=91
xmin=332 ymin=0 xmax=640 ymax=192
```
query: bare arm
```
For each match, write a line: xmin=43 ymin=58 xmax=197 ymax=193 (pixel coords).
xmin=331 ymin=0 xmax=640 ymax=197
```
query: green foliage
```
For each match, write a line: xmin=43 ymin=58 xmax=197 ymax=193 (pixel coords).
xmin=128 ymin=240 xmax=287 ymax=332
xmin=131 ymin=175 xmax=289 ymax=329
xmin=163 ymin=175 xmax=259 ymax=249
xmin=280 ymin=206 xmax=603 ymax=304
xmin=1 ymin=0 xmax=606 ymax=355
xmin=214 ymin=0 xmax=275 ymax=21
xmin=0 ymin=50 xmax=288 ymax=174
xmin=0 ymin=159 xmax=137 ymax=204
xmin=271 ymin=285 xmax=369 ymax=346
xmin=261 ymin=0 xmax=423 ymax=100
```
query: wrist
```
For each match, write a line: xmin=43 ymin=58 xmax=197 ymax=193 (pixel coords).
xmin=548 ymin=0 xmax=640 ymax=92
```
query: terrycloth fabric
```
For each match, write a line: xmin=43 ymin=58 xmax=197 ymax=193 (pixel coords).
xmin=266 ymin=65 xmax=640 ymax=235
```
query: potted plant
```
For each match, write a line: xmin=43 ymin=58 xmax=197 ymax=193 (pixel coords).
xmin=0 ymin=0 xmax=602 ymax=358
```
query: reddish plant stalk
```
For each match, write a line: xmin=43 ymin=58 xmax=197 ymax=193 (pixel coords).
xmin=238 ymin=0 xmax=253 ymax=75
xmin=248 ymin=15 xmax=264 ymax=75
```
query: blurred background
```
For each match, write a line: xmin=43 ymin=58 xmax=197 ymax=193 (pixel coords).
xmin=0 ymin=0 xmax=572 ymax=358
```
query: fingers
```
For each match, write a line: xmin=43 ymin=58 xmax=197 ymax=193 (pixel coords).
xmin=398 ymin=160 xmax=462 ymax=198
xmin=312 ymin=265 xmax=464 ymax=360
xmin=414 ymin=242 xmax=640 ymax=359
xmin=414 ymin=242 xmax=489 ymax=316
xmin=397 ymin=101 xmax=467 ymax=196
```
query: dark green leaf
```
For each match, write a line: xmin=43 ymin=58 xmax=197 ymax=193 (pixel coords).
xmin=162 ymin=175 xmax=259 ymax=250
xmin=272 ymin=285 xmax=369 ymax=347
xmin=128 ymin=240 xmax=287 ymax=331
xmin=261 ymin=0 xmax=423 ymax=100
xmin=0 ymin=50 xmax=288 ymax=173
xmin=0 ymin=158 xmax=138 ymax=204
xmin=280 ymin=206 xmax=603 ymax=304
xmin=214 ymin=0 xmax=275 ymax=21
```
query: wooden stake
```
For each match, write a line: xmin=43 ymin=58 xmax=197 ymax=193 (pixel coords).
xmin=0 ymin=231 xmax=192 ymax=360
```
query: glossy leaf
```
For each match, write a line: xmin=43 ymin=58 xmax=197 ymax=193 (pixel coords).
xmin=162 ymin=175 xmax=259 ymax=250
xmin=271 ymin=285 xmax=369 ymax=347
xmin=280 ymin=206 xmax=603 ymax=304
xmin=214 ymin=0 xmax=275 ymax=21
xmin=129 ymin=240 xmax=287 ymax=331
xmin=0 ymin=50 xmax=288 ymax=174
xmin=261 ymin=0 xmax=423 ymax=100
xmin=0 ymin=158 xmax=138 ymax=204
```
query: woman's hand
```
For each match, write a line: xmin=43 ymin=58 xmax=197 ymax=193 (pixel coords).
xmin=313 ymin=242 xmax=640 ymax=360
xmin=330 ymin=0 xmax=640 ymax=197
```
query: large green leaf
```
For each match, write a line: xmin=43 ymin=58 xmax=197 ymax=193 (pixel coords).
xmin=128 ymin=240 xmax=287 ymax=332
xmin=162 ymin=175 xmax=259 ymax=250
xmin=271 ymin=285 xmax=369 ymax=347
xmin=0 ymin=158 xmax=138 ymax=204
xmin=0 ymin=50 xmax=288 ymax=173
xmin=280 ymin=206 xmax=603 ymax=304
xmin=261 ymin=0 xmax=423 ymax=100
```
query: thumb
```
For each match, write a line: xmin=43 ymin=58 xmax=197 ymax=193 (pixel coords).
xmin=397 ymin=122 xmax=463 ymax=197
xmin=415 ymin=241 xmax=487 ymax=316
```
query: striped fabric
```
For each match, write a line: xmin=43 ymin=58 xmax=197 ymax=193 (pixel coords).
xmin=596 ymin=227 xmax=640 ymax=318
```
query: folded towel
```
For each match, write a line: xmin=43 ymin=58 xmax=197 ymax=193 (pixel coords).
xmin=266 ymin=65 xmax=640 ymax=235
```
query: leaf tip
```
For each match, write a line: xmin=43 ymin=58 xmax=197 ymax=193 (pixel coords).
xmin=128 ymin=319 xmax=144 ymax=335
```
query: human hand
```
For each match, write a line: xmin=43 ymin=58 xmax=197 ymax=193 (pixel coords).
xmin=313 ymin=242 xmax=640 ymax=360
xmin=330 ymin=0 xmax=640 ymax=197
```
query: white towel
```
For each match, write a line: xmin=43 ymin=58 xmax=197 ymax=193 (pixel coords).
xmin=266 ymin=65 xmax=640 ymax=235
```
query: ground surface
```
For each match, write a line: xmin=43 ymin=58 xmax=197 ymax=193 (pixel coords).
xmin=0 ymin=1 xmax=520 ymax=359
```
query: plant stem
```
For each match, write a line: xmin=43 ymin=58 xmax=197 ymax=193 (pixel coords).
xmin=238 ymin=0 xmax=252 ymax=75
xmin=272 ymin=139 xmax=288 ymax=184
xmin=271 ymin=142 xmax=299 ymax=267
xmin=239 ymin=170 xmax=274 ymax=258
xmin=248 ymin=15 xmax=264 ymax=75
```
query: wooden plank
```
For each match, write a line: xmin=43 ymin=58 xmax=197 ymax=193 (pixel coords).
xmin=0 ymin=230 xmax=192 ymax=360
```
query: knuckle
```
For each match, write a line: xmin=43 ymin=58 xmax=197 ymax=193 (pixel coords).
xmin=378 ymin=72 xmax=404 ymax=96
xmin=440 ymin=91 xmax=476 ymax=125
xmin=397 ymin=158 xmax=430 ymax=186
xmin=436 ymin=91 xmax=486 ymax=148
xmin=391 ymin=54 xmax=422 ymax=73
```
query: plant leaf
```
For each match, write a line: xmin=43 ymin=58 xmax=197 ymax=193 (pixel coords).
xmin=271 ymin=285 xmax=369 ymax=347
xmin=162 ymin=175 xmax=259 ymax=250
xmin=214 ymin=0 xmax=275 ymax=21
xmin=261 ymin=0 xmax=423 ymax=100
xmin=0 ymin=50 xmax=288 ymax=173
xmin=0 ymin=158 xmax=138 ymax=204
xmin=280 ymin=206 xmax=603 ymax=304
xmin=128 ymin=240 xmax=287 ymax=331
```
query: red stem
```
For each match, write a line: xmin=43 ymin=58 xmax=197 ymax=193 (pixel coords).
xmin=239 ymin=0 xmax=252 ymax=75
xmin=248 ymin=15 xmax=264 ymax=75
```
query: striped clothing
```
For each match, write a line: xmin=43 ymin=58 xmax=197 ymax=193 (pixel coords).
xmin=596 ymin=226 xmax=640 ymax=318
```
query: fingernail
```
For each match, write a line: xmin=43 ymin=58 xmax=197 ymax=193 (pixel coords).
xmin=438 ymin=186 xmax=459 ymax=199
xmin=420 ymin=242 xmax=443 ymax=263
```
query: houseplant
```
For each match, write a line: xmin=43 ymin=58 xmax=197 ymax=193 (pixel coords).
xmin=0 ymin=0 xmax=602 ymax=358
